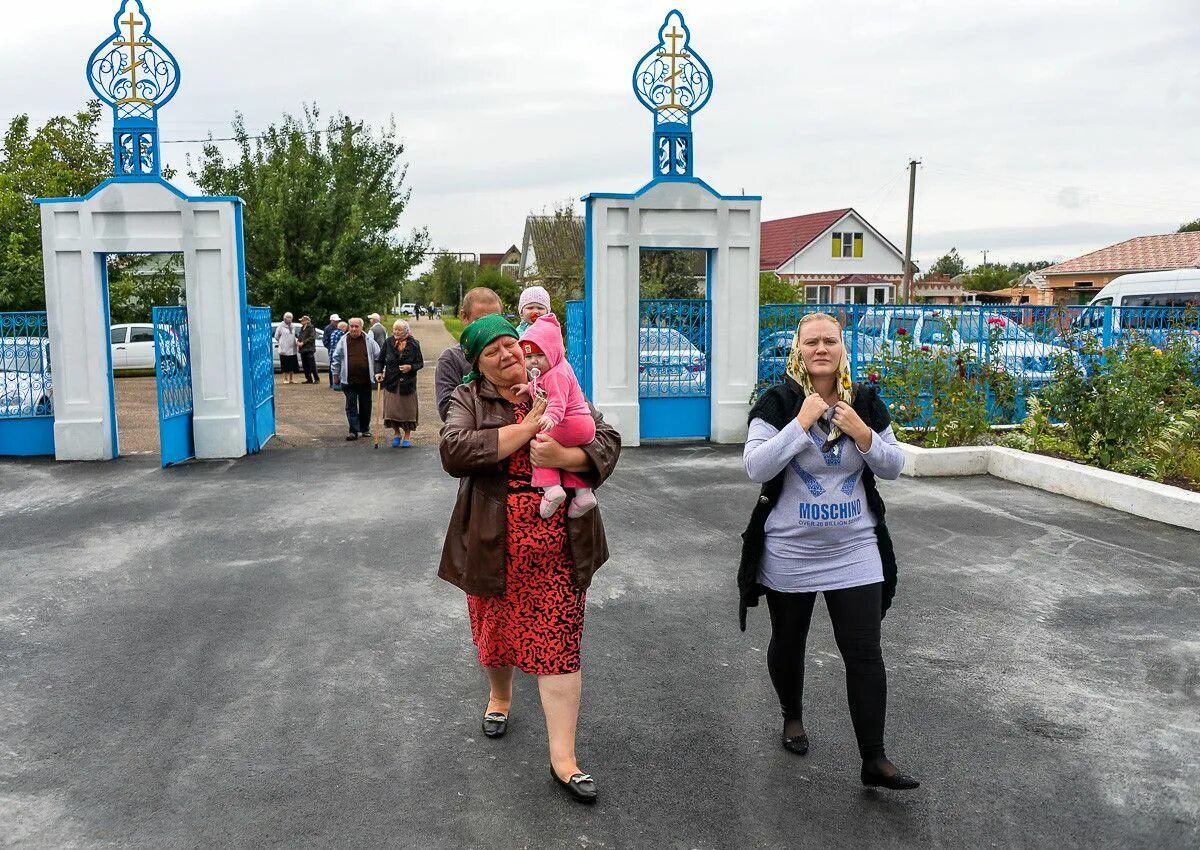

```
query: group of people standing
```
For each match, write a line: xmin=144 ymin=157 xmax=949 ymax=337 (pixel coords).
xmin=432 ymin=286 xmax=918 ymax=805
xmin=274 ymin=311 xmax=424 ymax=447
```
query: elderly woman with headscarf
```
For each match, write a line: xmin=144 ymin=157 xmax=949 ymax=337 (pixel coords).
xmin=375 ymin=319 xmax=423 ymax=448
xmin=739 ymin=312 xmax=919 ymax=791
xmin=439 ymin=314 xmax=621 ymax=805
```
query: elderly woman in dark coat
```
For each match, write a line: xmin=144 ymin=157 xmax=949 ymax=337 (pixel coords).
xmin=375 ymin=319 xmax=423 ymax=447
xmin=439 ymin=314 xmax=620 ymax=804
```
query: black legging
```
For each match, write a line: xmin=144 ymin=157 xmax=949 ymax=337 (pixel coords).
xmin=765 ymin=583 xmax=886 ymax=761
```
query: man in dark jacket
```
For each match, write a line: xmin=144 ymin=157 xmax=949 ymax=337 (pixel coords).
xmin=435 ymin=287 xmax=503 ymax=421
xmin=322 ymin=314 xmax=341 ymax=387
xmin=297 ymin=316 xmax=319 ymax=384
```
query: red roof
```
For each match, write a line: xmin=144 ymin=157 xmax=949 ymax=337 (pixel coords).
xmin=479 ymin=253 xmax=505 ymax=267
xmin=1043 ymin=232 xmax=1200 ymax=276
xmin=760 ymin=209 xmax=851 ymax=271
xmin=835 ymin=274 xmax=891 ymax=285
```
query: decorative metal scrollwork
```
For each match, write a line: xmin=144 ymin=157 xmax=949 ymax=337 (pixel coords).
xmin=247 ymin=307 xmax=276 ymax=409
xmin=152 ymin=306 xmax=192 ymax=419
xmin=632 ymin=10 xmax=713 ymax=128
xmin=87 ymin=0 xmax=180 ymax=120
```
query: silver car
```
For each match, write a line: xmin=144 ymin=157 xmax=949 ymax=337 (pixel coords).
xmin=271 ymin=322 xmax=330 ymax=373
xmin=638 ymin=327 xmax=708 ymax=397
xmin=0 ymin=337 xmax=53 ymax=417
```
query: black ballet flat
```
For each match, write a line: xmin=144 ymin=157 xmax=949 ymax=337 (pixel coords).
xmin=551 ymin=767 xmax=597 ymax=804
xmin=782 ymin=729 xmax=809 ymax=755
xmin=481 ymin=712 xmax=508 ymax=739
xmin=861 ymin=763 xmax=920 ymax=790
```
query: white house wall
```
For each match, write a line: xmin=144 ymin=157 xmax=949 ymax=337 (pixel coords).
xmin=776 ymin=212 xmax=905 ymax=277
xmin=38 ymin=181 xmax=247 ymax=461
xmin=587 ymin=181 xmax=761 ymax=447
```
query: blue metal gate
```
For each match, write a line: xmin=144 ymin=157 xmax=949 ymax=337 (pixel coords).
xmin=639 ymin=298 xmax=710 ymax=439
xmin=0 ymin=312 xmax=54 ymax=456
xmin=246 ymin=306 xmax=276 ymax=453
xmin=565 ymin=300 xmax=591 ymax=398
xmin=152 ymin=305 xmax=194 ymax=467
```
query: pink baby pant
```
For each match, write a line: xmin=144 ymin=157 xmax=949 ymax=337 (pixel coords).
xmin=531 ymin=414 xmax=597 ymax=489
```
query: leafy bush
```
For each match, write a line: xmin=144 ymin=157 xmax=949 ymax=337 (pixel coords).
xmin=869 ymin=318 xmax=1013 ymax=448
xmin=1005 ymin=332 xmax=1200 ymax=483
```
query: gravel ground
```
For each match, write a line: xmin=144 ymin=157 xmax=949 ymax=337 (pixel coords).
xmin=113 ymin=318 xmax=454 ymax=456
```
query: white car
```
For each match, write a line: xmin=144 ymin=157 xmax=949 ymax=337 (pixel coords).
xmin=271 ymin=322 xmax=330 ymax=373
xmin=638 ymin=326 xmax=708 ymax=397
xmin=398 ymin=303 xmax=417 ymax=317
xmin=110 ymin=323 xmax=158 ymax=370
xmin=1 ymin=337 xmax=53 ymax=416
xmin=856 ymin=309 xmax=1073 ymax=384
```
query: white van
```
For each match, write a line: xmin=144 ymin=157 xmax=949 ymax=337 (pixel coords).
xmin=1075 ymin=269 xmax=1200 ymax=334
xmin=1085 ymin=269 xmax=1200 ymax=309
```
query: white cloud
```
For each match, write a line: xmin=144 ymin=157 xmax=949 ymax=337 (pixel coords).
xmin=4 ymin=0 xmax=1198 ymax=273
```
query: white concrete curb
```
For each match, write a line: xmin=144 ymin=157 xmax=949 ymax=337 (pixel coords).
xmin=897 ymin=443 xmax=1200 ymax=532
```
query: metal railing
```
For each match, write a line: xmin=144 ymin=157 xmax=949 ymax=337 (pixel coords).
xmin=565 ymin=300 xmax=590 ymax=398
xmin=758 ymin=303 xmax=1200 ymax=424
xmin=0 ymin=312 xmax=53 ymax=418
xmin=639 ymin=299 xmax=710 ymax=399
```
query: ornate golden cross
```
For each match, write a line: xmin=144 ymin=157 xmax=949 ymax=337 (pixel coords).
xmin=113 ymin=12 xmax=153 ymax=105
xmin=656 ymin=25 xmax=692 ymax=112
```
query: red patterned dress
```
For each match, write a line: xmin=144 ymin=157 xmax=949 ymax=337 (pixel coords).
xmin=467 ymin=402 xmax=586 ymax=675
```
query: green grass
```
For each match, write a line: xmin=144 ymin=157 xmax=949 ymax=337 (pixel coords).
xmin=443 ymin=316 xmax=464 ymax=342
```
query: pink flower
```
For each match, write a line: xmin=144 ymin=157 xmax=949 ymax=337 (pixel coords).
xmin=868 ymin=371 xmax=880 ymax=383
xmin=921 ymin=344 xmax=931 ymax=352
xmin=986 ymin=316 xmax=1007 ymax=327
xmin=896 ymin=327 xmax=908 ymax=336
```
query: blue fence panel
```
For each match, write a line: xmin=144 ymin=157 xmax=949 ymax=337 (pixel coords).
xmin=638 ymin=299 xmax=710 ymax=399
xmin=565 ymin=299 xmax=590 ymax=399
xmin=247 ymin=306 xmax=276 ymax=453
xmin=152 ymin=305 xmax=194 ymax=467
xmin=0 ymin=312 xmax=54 ymax=456
xmin=756 ymin=303 xmax=1200 ymax=427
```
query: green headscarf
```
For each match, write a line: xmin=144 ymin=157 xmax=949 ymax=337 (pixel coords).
xmin=459 ymin=313 xmax=519 ymax=384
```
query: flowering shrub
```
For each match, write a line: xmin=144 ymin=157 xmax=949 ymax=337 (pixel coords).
xmin=868 ymin=318 xmax=1014 ymax=448
xmin=1005 ymin=332 xmax=1200 ymax=485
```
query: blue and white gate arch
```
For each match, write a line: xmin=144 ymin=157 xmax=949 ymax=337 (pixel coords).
xmin=573 ymin=10 xmax=761 ymax=446
xmin=33 ymin=0 xmax=264 ymax=461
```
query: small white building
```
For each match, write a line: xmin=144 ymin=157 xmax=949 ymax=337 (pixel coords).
xmin=760 ymin=208 xmax=911 ymax=304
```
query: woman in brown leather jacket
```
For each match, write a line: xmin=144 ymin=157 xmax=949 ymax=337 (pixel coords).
xmin=439 ymin=314 xmax=621 ymax=804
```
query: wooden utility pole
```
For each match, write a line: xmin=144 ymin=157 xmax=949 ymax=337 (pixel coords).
xmin=901 ymin=158 xmax=920 ymax=303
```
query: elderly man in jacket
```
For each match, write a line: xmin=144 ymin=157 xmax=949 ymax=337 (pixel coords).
xmin=330 ymin=317 xmax=381 ymax=441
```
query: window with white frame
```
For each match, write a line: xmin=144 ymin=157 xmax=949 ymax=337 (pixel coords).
xmin=831 ymin=231 xmax=864 ymax=258
xmin=805 ymin=284 xmax=832 ymax=303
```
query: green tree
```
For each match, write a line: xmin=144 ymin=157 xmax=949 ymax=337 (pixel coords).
xmin=925 ymin=248 xmax=966 ymax=278
xmin=475 ymin=264 xmax=521 ymax=310
xmin=107 ymin=254 xmax=184 ymax=323
xmin=1178 ymin=219 xmax=1200 ymax=233
xmin=961 ymin=263 xmax=1015 ymax=292
xmin=758 ymin=272 xmax=800 ymax=305
xmin=188 ymin=105 xmax=428 ymax=320
xmin=639 ymin=250 xmax=705 ymax=299
xmin=0 ymin=102 xmax=112 ymax=310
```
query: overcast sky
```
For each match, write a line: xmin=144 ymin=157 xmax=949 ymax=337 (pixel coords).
xmin=4 ymin=0 xmax=1198 ymax=273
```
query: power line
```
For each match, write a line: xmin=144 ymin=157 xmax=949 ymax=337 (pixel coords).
xmin=160 ymin=129 xmax=330 ymax=145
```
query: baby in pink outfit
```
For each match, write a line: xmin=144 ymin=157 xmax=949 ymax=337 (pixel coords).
xmin=518 ymin=314 xmax=598 ymax=519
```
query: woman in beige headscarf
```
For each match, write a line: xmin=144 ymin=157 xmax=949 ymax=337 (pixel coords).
xmin=739 ymin=312 xmax=917 ymax=790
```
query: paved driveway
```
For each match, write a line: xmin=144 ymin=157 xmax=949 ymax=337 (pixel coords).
xmin=0 ymin=447 xmax=1197 ymax=847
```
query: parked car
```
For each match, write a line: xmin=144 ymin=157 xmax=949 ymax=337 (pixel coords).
xmin=109 ymin=323 xmax=158 ymax=370
xmin=110 ymin=323 xmax=188 ymax=375
xmin=1073 ymin=270 xmax=1200 ymax=349
xmin=758 ymin=330 xmax=793 ymax=383
xmin=271 ymin=322 xmax=330 ymax=373
xmin=856 ymin=308 xmax=1074 ymax=384
xmin=398 ymin=303 xmax=417 ymax=317
xmin=0 ymin=337 xmax=52 ymax=416
xmin=638 ymin=326 xmax=707 ymax=397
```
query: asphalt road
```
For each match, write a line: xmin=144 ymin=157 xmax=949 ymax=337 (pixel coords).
xmin=1 ymin=446 xmax=1197 ymax=848
xmin=112 ymin=318 xmax=454 ymax=455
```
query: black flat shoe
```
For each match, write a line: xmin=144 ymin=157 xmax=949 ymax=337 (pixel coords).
xmin=551 ymin=768 xmax=597 ymax=804
xmin=861 ymin=764 xmax=920 ymax=790
xmin=481 ymin=712 xmax=507 ymax=738
xmin=782 ymin=729 xmax=809 ymax=755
